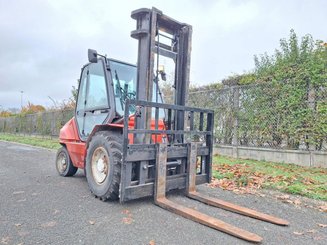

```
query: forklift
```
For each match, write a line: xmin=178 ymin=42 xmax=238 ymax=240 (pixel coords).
xmin=55 ymin=7 xmax=288 ymax=243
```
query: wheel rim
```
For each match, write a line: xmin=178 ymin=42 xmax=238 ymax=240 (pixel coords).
xmin=57 ymin=152 xmax=67 ymax=173
xmin=91 ymin=147 xmax=109 ymax=184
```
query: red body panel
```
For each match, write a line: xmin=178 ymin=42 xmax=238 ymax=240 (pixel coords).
xmin=59 ymin=118 xmax=86 ymax=168
xmin=59 ymin=116 xmax=165 ymax=169
xmin=127 ymin=116 xmax=165 ymax=143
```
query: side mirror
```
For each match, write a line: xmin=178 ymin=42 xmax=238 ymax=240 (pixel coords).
xmin=88 ymin=49 xmax=98 ymax=63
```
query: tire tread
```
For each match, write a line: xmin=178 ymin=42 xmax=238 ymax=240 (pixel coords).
xmin=86 ymin=130 xmax=122 ymax=201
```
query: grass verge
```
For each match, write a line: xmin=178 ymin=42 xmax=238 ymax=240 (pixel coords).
xmin=0 ymin=133 xmax=60 ymax=150
xmin=212 ymin=155 xmax=327 ymax=201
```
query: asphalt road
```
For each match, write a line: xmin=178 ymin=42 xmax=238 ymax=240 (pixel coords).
xmin=0 ymin=141 xmax=326 ymax=245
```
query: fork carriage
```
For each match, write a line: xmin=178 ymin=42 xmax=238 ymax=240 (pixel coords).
xmin=120 ymin=99 xmax=214 ymax=202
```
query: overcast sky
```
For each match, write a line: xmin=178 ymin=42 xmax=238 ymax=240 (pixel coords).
xmin=0 ymin=0 xmax=326 ymax=109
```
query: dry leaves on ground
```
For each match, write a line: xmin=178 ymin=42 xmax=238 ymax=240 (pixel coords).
xmin=210 ymin=164 xmax=271 ymax=194
xmin=121 ymin=209 xmax=134 ymax=225
xmin=212 ymin=163 xmax=323 ymax=190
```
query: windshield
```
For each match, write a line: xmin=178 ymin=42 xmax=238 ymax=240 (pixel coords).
xmin=110 ymin=60 xmax=165 ymax=118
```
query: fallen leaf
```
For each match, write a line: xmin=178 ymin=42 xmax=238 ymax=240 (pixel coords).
xmin=318 ymin=205 xmax=327 ymax=212
xmin=13 ymin=191 xmax=25 ymax=195
xmin=1 ymin=236 xmax=10 ymax=244
xmin=122 ymin=217 xmax=133 ymax=224
xmin=307 ymin=229 xmax=316 ymax=233
xmin=317 ymin=223 xmax=327 ymax=228
xmin=41 ymin=221 xmax=57 ymax=228
xmin=293 ymin=231 xmax=304 ymax=235
xmin=15 ymin=223 xmax=22 ymax=227
xmin=89 ymin=220 xmax=96 ymax=225
xmin=121 ymin=209 xmax=130 ymax=215
xmin=293 ymin=199 xmax=301 ymax=205
xmin=276 ymin=194 xmax=290 ymax=200
xmin=17 ymin=231 xmax=29 ymax=237
xmin=313 ymin=236 xmax=325 ymax=241
xmin=149 ymin=240 xmax=155 ymax=245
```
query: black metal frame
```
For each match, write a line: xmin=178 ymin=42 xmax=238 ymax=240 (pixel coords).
xmin=130 ymin=7 xmax=193 ymax=144
xmin=117 ymin=8 xmax=214 ymax=202
xmin=120 ymin=99 xmax=214 ymax=202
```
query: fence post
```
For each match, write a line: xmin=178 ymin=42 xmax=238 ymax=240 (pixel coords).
xmin=232 ymin=86 xmax=239 ymax=158
xmin=19 ymin=115 xmax=22 ymax=135
xmin=307 ymin=81 xmax=316 ymax=167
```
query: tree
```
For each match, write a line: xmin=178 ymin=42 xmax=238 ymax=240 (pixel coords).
xmin=242 ymin=29 xmax=327 ymax=150
xmin=21 ymin=102 xmax=46 ymax=115
xmin=254 ymin=29 xmax=326 ymax=84
xmin=71 ymin=79 xmax=79 ymax=104
xmin=0 ymin=110 xmax=13 ymax=117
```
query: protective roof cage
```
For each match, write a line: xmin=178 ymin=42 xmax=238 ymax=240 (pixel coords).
xmin=120 ymin=99 xmax=214 ymax=202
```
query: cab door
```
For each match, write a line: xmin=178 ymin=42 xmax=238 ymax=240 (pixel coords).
xmin=75 ymin=60 xmax=111 ymax=140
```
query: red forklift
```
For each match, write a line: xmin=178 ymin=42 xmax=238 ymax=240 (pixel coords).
xmin=55 ymin=7 xmax=288 ymax=243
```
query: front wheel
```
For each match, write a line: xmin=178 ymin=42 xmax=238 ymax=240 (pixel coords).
xmin=85 ymin=131 xmax=122 ymax=201
xmin=56 ymin=146 xmax=78 ymax=177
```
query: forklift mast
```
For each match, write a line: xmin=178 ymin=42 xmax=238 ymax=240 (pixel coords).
xmin=119 ymin=7 xmax=215 ymax=203
xmin=131 ymin=7 xmax=192 ymax=143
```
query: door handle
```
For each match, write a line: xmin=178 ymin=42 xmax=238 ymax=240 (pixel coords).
xmin=100 ymin=109 xmax=109 ymax=113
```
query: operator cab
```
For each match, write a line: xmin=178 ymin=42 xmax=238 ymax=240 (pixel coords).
xmin=75 ymin=51 xmax=164 ymax=141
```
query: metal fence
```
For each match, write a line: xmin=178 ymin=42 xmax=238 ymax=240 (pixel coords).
xmin=187 ymin=81 xmax=327 ymax=151
xmin=0 ymin=110 xmax=74 ymax=137
xmin=0 ymin=81 xmax=326 ymax=151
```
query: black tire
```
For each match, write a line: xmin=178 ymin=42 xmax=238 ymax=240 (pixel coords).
xmin=85 ymin=130 xmax=122 ymax=201
xmin=56 ymin=146 xmax=78 ymax=177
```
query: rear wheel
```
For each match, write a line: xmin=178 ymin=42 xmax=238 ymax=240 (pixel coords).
xmin=85 ymin=130 xmax=122 ymax=201
xmin=56 ymin=146 xmax=78 ymax=177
